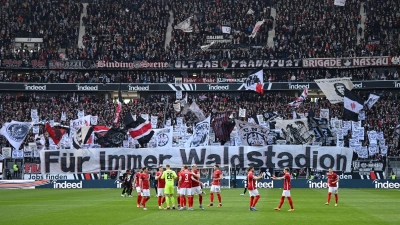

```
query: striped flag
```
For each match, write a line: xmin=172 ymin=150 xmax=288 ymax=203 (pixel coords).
xmin=211 ymin=112 xmax=235 ymax=145
xmin=288 ymin=88 xmax=308 ymax=107
xmin=125 ymin=115 xmax=154 ymax=147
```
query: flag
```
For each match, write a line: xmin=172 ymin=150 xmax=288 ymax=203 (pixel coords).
xmin=97 ymin=128 xmax=125 ymax=147
xmin=275 ymin=119 xmax=315 ymax=145
xmin=212 ymin=112 xmax=234 ymax=144
xmin=201 ymin=41 xmax=216 ymax=51
xmin=288 ymin=88 xmax=308 ymax=107
xmin=244 ymin=69 xmax=264 ymax=94
xmin=344 ymin=89 xmax=364 ymax=121
xmin=189 ymin=117 xmax=211 ymax=147
xmin=249 ymin=20 xmax=265 ymax=38
xmin=293 ymin=111 xmax=301 ymax=119
xmin=235 ymin=119 xmax=269 ymax=146
xmin=113 ymin=86 xmax=123 ymax=125
xmin=334 ymin=0 xmax=346 ymax=6
xmin=246 ymin=8 xmax=255 ymax=15
xmin=173 ymin=101 xmax=181 ymax=112
xmin=308 ymin=117 xmax=332 ymax=139
xmin=189 ymin=101 xmax=206 ymax=121
xmin=315 ymin=78 xmax=354 ymax=104
xmin=174 ymin=16 xmax=193 ymax=32
xmin=221 ymin=26 xmax=231 ymax=34
xmin=72 ymin=126 xmax=94 ymax=149
xmin=364 ymin=93 xmax=380 ymax=110
xmin=262 ymin=111 xmax=278 ymax=122
xmin=125 ymin=115 xmax=154 ymax=147
xmin=45 ymin=123 xmax=66 ymax=145
xmin=0 ymin=121 xmax=33 ymax=150
xmin=148 ymin=128 xmax=173 ymax=148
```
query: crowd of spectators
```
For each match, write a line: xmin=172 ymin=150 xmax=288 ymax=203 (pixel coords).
xmin=0 ymin=0 xmax=82 ymax=60
xmin=0 ymin=90 xmax=399 ymax=157
xmin=0 ymin=67 xmax=398 ymax=83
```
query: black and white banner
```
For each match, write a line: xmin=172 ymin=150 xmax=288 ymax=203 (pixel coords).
xmin=174 ymin=16 xmax=193 ymax=32
xmin=222 ymin=26 xmax=231 ymax=34
xmin=148 ymin=128 xmax=173 ymax=148
xmin=314 ymin=78 xmax=354 ymax=104
xmin=188 ymin=117 xmax=210 ymax=147
xmin=235 ymin=119 xmax=270 ymax=146
xmin=334 ymin=0 xmax=346 ymax=6
xmin=320 ymin=109 xmax=329 ymax=119
xmin=275 ymin=118 xmax=315 ymax=145
xmin=0 ymin=121 xmax=33 ymax=150
xmin=40 ymin=145 xmax=353 ymax=174
xmin=364 ymin=93 xmax=380 ymax=110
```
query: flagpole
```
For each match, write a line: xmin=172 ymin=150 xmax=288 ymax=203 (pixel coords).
xmin=163 ymin=95 xmax=169 ymax=127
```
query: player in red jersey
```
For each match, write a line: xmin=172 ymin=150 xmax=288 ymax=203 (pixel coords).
xmin=208 ymin=165 xmax=223 ymax=207
xmin=177 ymin=166 xmax=185 ymax=208
xmin=178 ymin=165 xmax=198 ymax=210
xmin=139 ymin=167 xmax=151 ymax=210
xmin=191 ymin=164 xmax=204 ymax=210
xmin=155 ymin=165 xmax=166 ymax=209
xmin=247 ymin=166 xmax=264 ymax=211
xmin=272 ymin=167 xmax=294 ymax=211
xmin=325 ymin=168 xmax=339 ymax=206
xmin=133 ymin=168 xmax=143 ymax=207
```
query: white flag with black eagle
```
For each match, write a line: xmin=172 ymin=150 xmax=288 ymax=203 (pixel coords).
xmin=234 ymin=119 xmax=270 ymax=146
xmin=314 ymin=78 xmax=354 ymax=104
xmin=0 ymin=121 xmax=33 ymax=150
xmin=275 ymin=118 xmax=315 ymax=145
xmin=344 ymin=89 xmax=364 ymax=121
xmin=174 ymin=16 xmax=193 ymax=32
xmin=148 ymin=128 xmax=173 ymax=148
xmin=364 ymin=93 xmax=380 ymax=110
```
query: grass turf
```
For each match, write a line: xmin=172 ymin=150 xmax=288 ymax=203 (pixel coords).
xmin=0 ymin=188 xmax=399 ymax=225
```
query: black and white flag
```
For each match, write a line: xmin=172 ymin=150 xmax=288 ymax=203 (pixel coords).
xmin=201 ymin=41 xmax=216 ymax=51
xmin=31 ymin=109 xmax=38 ymax=118
xmin=239 ymin=108 xmax=246 ymax=117
xmin=0 ymin=121 xmax=33 ymax=150
xmin=249 ymin=20 xmax=265 ymax=38
xmin=175 ymin=77 xmax=182 ymax=86
xmin=77 ymin=110 xmax=85 ymax=118
xmin=174 ymin=16 xmax=193 ymax=32
xmin=315 ymin=78 xmax=354 ymax=104
xmin=91 ymin=116 xmax=98 ymax=125
xmin=222 ymin=26 xmax=231 ymax=34
xmin=148 ymin=128 xmax=173 ymax=148
xmin=189 ymin=101 xmax=206 ymax=121
xmin=61 ymin=112 xmax=66 ymax=121
xmin=235 ymin=119 xmax=270 ymax=146
xmin=364 ymin=93 xmax=380 ymax=110
xmin=151 ymin=116 xmax=158 ymax=129
xmin=189 ymin=117 xmax=210 ymax=147
xmin=320 ymin=109 xmax=329 ymax=119
xmin=176 ymin=90 xmax=183 ymax=99
xmin=173 ymin=101 xmax=181 ymax=112
xmin=344 ymin=89 xmax=364 ymax=121
xmin=275 ymin=118 xmax=315 ymax=145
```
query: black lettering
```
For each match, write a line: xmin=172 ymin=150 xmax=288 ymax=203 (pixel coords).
xmin=61 ymin=153 xmax=75 ymax=172
xmin=264 ymin=146 xmax=276 ymax=168
xmin=336 ymin=154 xmax=347 ymax=171
xmin=320 ymin=155 xmax=334 ymax=170
xmin=277 ymin=152 xmax=293 ymax=168
xmin=206 ymin=154 xmax=221 ymax=165
xmin=45 ymin=151 xmax=59 ymax=173
xmin=312 ymin=151 xmax=318 ymax=169
xmin=159 ymin=154 xmax=172 ymax=166
xmin=180 ymin=148 xmax=206 ymax=165
xmin=144 ymin=155 xmax=157 ymax=168
xmin=127 ymin=155 xmax=142 ymax=169
xmin=230 ymin=147 xmax=244 ymax=168
xmin=100 ymin=151 xmax=106 ymax=170
xmin=77 ymin=156 xmax=90 ymax=173
xmin=108 ymin=155 xmax=126 ymax=170
xmin=247 ymin=151 xmax=263 ymax=167
xmin=223 ymin=147 xmax=229 ymax=165
xmin=294 ymin=147 xmax=310 ymax=168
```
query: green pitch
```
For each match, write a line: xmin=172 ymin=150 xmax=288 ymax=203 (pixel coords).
xmin=0 ymin=188 xmax=398 ymax=225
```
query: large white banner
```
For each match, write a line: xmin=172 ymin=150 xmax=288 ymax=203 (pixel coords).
xmin=40 ymin=145 xmax=353 ymax=174
xmin=275 ymin=118 xmax=315 ymax=145
xmin=314 ymin=78 xmax=354 ymax=104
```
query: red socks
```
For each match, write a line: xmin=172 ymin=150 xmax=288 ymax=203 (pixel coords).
xmin=162 ymin=196 xmax=166 ymax=204
xmin=327 ymin=192 xmax=332 ymax=203
xmin=141 ymin=197 xmax=149 ymax=208
xmin=253 ymin=195 xmax=260 ymax=207
xmin=188 ymin=196 xmax=194 ymax=207
xmin=158 ymin=196 xmax=161 ymax=206
xmin=199 ymin=195 xmax=203 ymax=205
xmin=334 ymin=194 xmax=338 ymax=204
xmin=217 ymin=193 xmax=222 ymax=203
xmin=180 ymin=196 xmax=186 ymax=207
xmin=250 ymin=196 xmax=254 ymax=209
xmin=278 ymin=196 xmax=285 ymax=208
xmin=210 ymin=193 xmax=214 ymax=203
xmin=288 ymin=197 xmax=294 ymax=209
xmin=137 ymin=195 xmax=142 ymax=205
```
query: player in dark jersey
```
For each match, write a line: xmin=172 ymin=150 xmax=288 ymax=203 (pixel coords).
xmin=240 ymin=168 xmax=249 ymax=196
xmin=121 ymin=169 xmax=131 ymax=197
xmin=127 ymin=169 xmax=135 ymax=197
